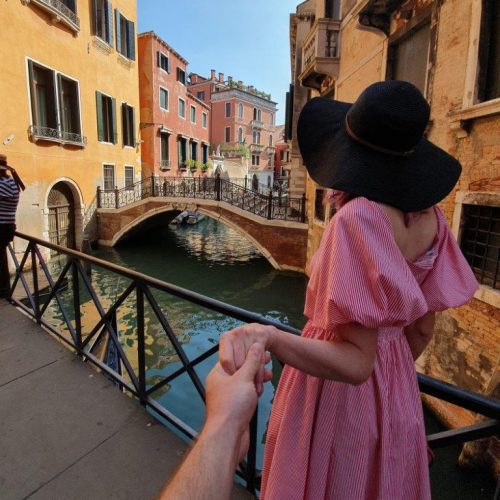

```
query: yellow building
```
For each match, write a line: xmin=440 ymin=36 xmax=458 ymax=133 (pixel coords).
xmin=0 ymin=0 xmax=140 ymax=250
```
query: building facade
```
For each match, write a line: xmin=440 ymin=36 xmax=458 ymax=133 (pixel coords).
xmin=1 ymin=0 xmax=140 ymax=250
xmin=137 ymin=32 xmax=210 ymax=178
xmin=289 ymin=0 xmax=500 ymax=472
xmin=189 ymin=71 xmax=277 ymax=185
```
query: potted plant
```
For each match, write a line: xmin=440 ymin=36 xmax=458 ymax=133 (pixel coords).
xmin=185 ymin=159 xmax=197 ymax=172
xmin=202 ymin=161 xmax=212 ymax=173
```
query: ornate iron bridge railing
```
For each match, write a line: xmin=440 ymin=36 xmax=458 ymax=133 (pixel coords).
xmin=97 ymin=176 xmax=307 ymax=223
xmin=4 ymin=234 xmax=500 ymax=495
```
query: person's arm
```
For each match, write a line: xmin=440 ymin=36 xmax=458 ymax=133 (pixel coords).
xmin=220 ymin=322 xmax=378 ymax=386
xmin=159 ymin=343 xmax=268 ymax=500
xmin=404 ymin=312 xmax=435 ymax=361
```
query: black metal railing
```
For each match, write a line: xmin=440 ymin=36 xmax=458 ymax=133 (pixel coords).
xmin=97 ymin=176 xmax=307 ymax=223
xmin=4 ymin=234 xmax=500 ymax=495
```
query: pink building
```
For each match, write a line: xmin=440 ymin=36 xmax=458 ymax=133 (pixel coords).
xmin=189 ymin=71 xmax=277 ymax=174
xmin=138 ymin=32 xmax=210 ymax=177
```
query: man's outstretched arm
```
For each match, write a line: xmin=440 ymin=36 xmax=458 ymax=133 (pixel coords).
xmin=159 ymin=342 xmax=267 ymax=500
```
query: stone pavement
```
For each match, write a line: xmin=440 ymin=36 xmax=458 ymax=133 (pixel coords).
xmin=0 ymin=301 xmax=254 ymax=500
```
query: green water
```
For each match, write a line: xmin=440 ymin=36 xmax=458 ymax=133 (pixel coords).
xmin=44 ymin=217 xmax=495 ymax=498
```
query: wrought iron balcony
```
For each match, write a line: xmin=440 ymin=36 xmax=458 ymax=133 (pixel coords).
xmin=299 ymin=18 xmax=340 ymax=90
xmin=23 ymin=0 xmax=80 ymax=32
xmin=159 ymin=160 xmax=172 ymax=171
xmin=29 ymin=125 xmax=86 ymax=147
xmin=250 ymin=144 xmax=264 ymax=153
xmin=251 ymin=120 xmax=264 ymax=130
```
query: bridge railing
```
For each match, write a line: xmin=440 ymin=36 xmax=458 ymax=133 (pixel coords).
xmin=97 ymin=176 xmax=307 ymax=223
xmin=5 ymin=234 xmax=499 ymax=495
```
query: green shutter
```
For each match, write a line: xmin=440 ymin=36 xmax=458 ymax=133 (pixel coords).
xmin=157 ymin=50 xmax=161 ymax=68
xmin=127 ymin=20 xmax=135 ymax=60
xmin=57 ymin=74 xmax=64 ymax=133
xmin=111 ymin=97 xmax=117 ymax=144
xmin=121 ymin=102 xmax=126 ymax=146
xmin=106 ymin=1 xmax=113 ymax=45
xmin=28 ymin=60 xmax=38 ymax=127
xmin=96 ymin=91 xmax=104 ymax=142
xmin=92 ymin=0 xmax=98 ymax=35
xmin=131 ymin=106 xmax=135 ymax=146
xmin=115 ymin=9 xmax=121 ymax=53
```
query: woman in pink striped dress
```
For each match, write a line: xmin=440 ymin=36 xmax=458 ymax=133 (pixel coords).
xmin=219 ymin=81 xmax=478 ymax=499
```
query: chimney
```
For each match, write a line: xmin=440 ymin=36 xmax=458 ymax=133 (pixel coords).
xmin=248 ymin=86 xmax=254 ymax=93
xmin=218 ymin=72 xmax=224 ymax=82
xmin=228 ymin=76 xmax=233 ymax=85
xmin=210 ymin=69 xmax=216 ymax=80
xmin=238 ymin=80 xmax=243 ymax=88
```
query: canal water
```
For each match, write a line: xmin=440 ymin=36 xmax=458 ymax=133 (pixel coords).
xmin=45 ymin=216 xmax=495 ymax=498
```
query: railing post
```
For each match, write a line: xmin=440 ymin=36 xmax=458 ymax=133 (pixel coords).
xmin=216 ymin=174 xmax=221 ymax=201
xmin=114 ymin=186 xmax=119 ymax=209
xmin=0 ymin=245 xmax=10 ymax=299
xmin=301 ymin=192 xmax=307 ymax=223
xmin=136 ymin=285 xmax=147 ymax=405
xmin=31 ymin=244 xmax=41 ymax=323
xmin=72 ymin=259 xmax=82 ymax=353
xmin=244 ymin=175 xmax=247 ymax=190
xmin=267 ymin=190 xmax=273 ymax=219
xmin=96 ymin=186 xmax=102 ymax=209
xmin=151 ymin=174 xmax=156 ymax=197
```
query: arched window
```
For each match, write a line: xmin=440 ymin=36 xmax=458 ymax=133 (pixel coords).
xmin=269 ymin=135 xmax=273 ymax=146
xmin=238 ymin=103 xmax=243 ymax=118
xmin=238 ymin=127 xmax=243 ymax=143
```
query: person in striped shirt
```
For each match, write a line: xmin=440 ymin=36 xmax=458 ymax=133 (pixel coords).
xmin=0 ymin=154 xmax=21 ymax=251
xmin=219 ymin=82 xmax=478 ymax=499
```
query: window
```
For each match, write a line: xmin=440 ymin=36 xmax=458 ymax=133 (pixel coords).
xmin=225 ymin=126 xmax=231 ymax=143
xmin=157 ymin=51 xmax=170 ymax=73
xmin=160 ymin=132 xmax=170 ymax=168
xmin=115 ymin=10 xmax=135 ymax=60
xmin=124 ymin=165 xmax=134 ymax=188
xmin=190 ymin=105 xmax=196 ymax=123
xmin=225 ymin=102 xmax=231 ymax=117
xmin=314 ymin=189 xmax=326 ymax=221
xmin=238 ymin=127 xmax=243 ymax=143
xmin=269 ymin=113 xmax=274 ymax=125
xmin=202 ymin=112 xmax=207 ymax=128
xmin=93 ymin=0 xmax=113 ymax=45
xmin=269 ymin=134 xmax=273 ymax=146
xmin=103 ymin=164 xmax=115 ymax=190
xmin=190 ymin=141 xmax=197 ymax=161
xmin=197 ymin=91 xmax=205 ymax=101
xmin=478 ymin=0 xmax=500 ymax=101
xmin=178 ymin=137 xmax=187 ymax=167
xmin=160 ymin=87 xmax=168 ymax=110
xmin=202 ymin=144 xmax=208 ymax=164
xmin=253 ymin=108 xmax=262 ymax=121
xmin=252 ymin=131 xmax=261 ymax=144
xmin=325 ymin=0 xmax=341 ymax=19
xmin=388 ymin=22 xmax=431 ymax=96
xmin=460 ymin=204 xmax=500 ymax=290
xmin=27 ymin=60 xmax=83 ymax=144
xmin=251 ymin=155 xmax=260 ymax=166
xmin=238 ymin=103 xmax=244 ymax=118
xmin=177 ymin=67 xmax=186 ymax=85
xmin=121 ymin=103 xmax=135 ymax=147
xmin=96 ymin=91 xmax=117 ymax=143
xmin=178 ymin=98 xmax=185 ymax=118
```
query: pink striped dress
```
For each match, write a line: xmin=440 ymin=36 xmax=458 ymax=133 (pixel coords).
xmin=261 ymin=197 xmax=478 ymax=500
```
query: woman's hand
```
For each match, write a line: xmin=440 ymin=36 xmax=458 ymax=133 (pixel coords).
xmin=219 ymin=323 xmax=275 ymax=394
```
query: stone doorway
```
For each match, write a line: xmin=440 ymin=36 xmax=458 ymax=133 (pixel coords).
xmin=47 ymin=182 xmax=75 ymax=250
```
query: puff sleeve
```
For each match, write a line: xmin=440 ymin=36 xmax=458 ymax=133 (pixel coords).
xmin=304 ymin=198 xmax=428 ymax=330
xmin=418 ymin=207 xmax=478 ymax=311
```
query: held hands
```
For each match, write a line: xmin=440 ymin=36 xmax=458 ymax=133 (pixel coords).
xmin=219 ymin=323 xmax=276 ymax=394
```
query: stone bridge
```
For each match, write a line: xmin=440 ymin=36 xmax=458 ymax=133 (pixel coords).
xmin=97 ymin=197 xmax=308 ymax=272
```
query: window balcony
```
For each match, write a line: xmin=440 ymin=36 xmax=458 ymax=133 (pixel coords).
xmin=159 ymin=160 xmax=172 ymax=171
xmin=266 ymin=146 xmax=276 ymax=154
xmin=250 ymin=143 xmax=264 ymax=153
xmin=299 ymin=18 xmax=340 ymax=90
xmin=23 ymin=0 xmax=80 ymax=32
xmin=29 ymin=125 xmax=87 ymax=147
xmin=251 ymin=120 xmax=264 ymax=130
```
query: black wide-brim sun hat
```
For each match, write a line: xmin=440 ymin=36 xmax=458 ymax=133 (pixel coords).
xmin=297 ymin=80 xmax=462 ymax=212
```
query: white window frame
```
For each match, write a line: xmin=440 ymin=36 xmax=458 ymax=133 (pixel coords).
xmin=202 ymin=112 xmax=208 ymax=129
xmin=190 ymin=105 xmax=196 ymax=124
xmin=159 ymin=86 xmax=169 ymax=111
xmin=158 ymin=51 xmax=170 ymax=73
xmin=225 ymin=102 xmax=231 ymax=118
xmin=124 ymin=165 xmax=134 ymax=188
xmin=102 ymin=163 xmax=116 ymax=190
xmin=96 ymin=89 xmax=116 ymax=145
xmin=238 ymin=102 xmax=244 ymax=119
xmin=178 ymin=98 xmax=186 ymax=119
xmin=269 ymin=113 xmax=274 ymax=125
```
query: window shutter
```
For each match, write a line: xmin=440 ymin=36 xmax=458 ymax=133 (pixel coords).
xmin=167 ymin=55 xmax=170 ymax=73
xmin=92 ymin=0 xmax=98 ymax=35
xmin=111 ymin=97 xmax=117 ymax=144
xmin=127 ymin=20 xmax=135 ymax=60
xmin=96 ymin=91 xmax=104 ymax=142
xmin=121 ymin=103 xmax=126 ymax=146
xmin=106 ymin=1 xmax=113 ymax=45
xmin=157 ymin=51 xmax=161 ymax=68
xmin=115 ymin=9 xmax=121 ymax=53
xmin=57 ymin=73 xmax=64 ymax=133
xmin=131 ymin=106 xmax=135 ymax=145
xmin=27 ymin=60 xmax=39 ymax=127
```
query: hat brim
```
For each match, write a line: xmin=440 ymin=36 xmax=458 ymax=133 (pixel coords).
xmin=297 ymin=97 xmax=461 ymax=212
